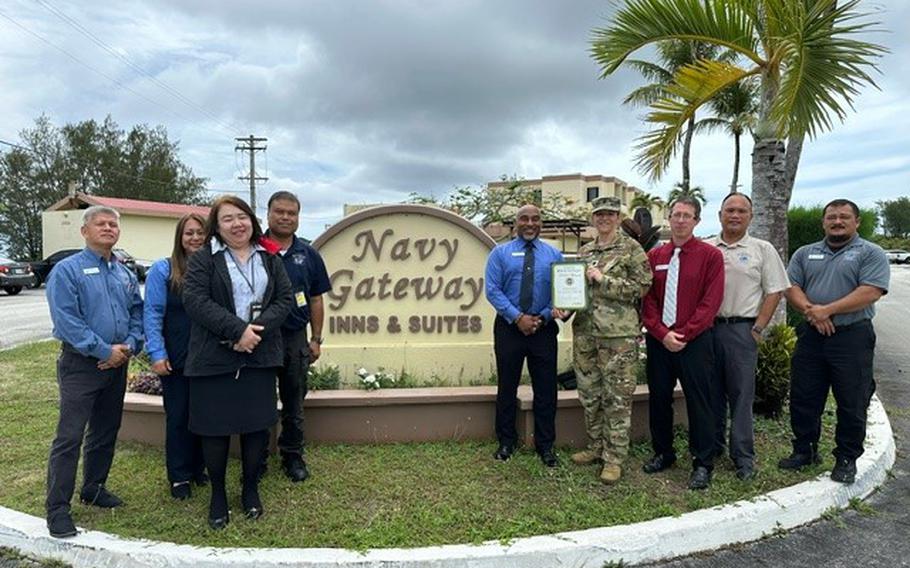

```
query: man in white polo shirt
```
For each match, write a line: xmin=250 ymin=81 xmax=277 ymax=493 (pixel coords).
xmin=709 ymin=193 xmax=789 ymax=481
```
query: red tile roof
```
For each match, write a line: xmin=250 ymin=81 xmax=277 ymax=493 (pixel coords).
xmin=46 ymin=193 xmax=210 ymax=219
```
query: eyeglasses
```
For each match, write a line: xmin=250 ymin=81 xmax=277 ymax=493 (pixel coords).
xmin=669 ymin=212 xmax=696 ymax=221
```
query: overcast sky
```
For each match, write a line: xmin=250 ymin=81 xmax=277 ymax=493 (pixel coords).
xmin=1 ymin=0 xmax=908 ymax=240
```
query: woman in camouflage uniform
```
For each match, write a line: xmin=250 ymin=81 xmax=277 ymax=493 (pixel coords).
xmin=570 ymin=196 xmax=652 ymax=484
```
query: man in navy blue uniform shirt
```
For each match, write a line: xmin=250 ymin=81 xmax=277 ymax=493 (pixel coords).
xmin=264 ymin=191 xmax=332 ymax=482
xmin=45 ymin=206 xmax=143 ymax=538
xmin=485 ymin=204 xmax=565 ymax=467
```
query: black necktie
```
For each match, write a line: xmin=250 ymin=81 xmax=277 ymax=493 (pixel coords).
xmin=519 ymin=240 xmax=535 ymax=312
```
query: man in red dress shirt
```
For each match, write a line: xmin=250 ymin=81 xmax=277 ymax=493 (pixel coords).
xmin=641 ymin=196 xmax=725 ymax=490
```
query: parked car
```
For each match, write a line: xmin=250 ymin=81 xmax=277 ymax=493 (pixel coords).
xmin=885 ymin=249 xmax=910 ymax=264
xmin=134 ymin=259 xmax=152 ymax=282
xmin=29 ymin=248 xmax=142 ymax=287
xmin=29 ymin=249 xmax=79 ymax=288
xmin=0 ymin=257 xmax=36 ymax=295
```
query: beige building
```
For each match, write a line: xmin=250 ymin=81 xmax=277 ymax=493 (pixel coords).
xmin=43 ymin=193 xmax=210 ymax=261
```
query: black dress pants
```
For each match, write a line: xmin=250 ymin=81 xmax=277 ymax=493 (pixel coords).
xmin=789 ymin=320 xmax=876 ymax=461
xmin=160 ymin=369 xmax=204 ymax=483
xmin=277 ymin=328 xmax=311 ymax=459
xmin=46 ymin=346 xmax=127 ymax=516
xmin=493 ymin=316 xmax=558 ymax=452
xmin=646 ymin=330 xmax=719 ymax=469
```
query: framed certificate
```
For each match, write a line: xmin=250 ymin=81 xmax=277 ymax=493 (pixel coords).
xmin=551 ymin=262 xmax=588 ymax=310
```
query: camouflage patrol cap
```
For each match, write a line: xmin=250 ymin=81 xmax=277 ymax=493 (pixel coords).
xmin=591 ymin=196 xmax=623 ymax=214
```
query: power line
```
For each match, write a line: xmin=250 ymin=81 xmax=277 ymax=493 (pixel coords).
xmin=32 ymin=0 xmax=246 ymax=139
xmin=0 ymin=7 xmax=228 ymax=140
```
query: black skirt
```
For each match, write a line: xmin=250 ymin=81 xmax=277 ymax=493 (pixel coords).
xmin=188 ymin=367 xmax=278 ymax=436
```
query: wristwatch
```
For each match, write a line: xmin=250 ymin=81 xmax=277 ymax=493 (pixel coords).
xmin=310 ymin=336 xmax=324 ymax=345
xmin=751 ymin=324 xmax=764 ymax=334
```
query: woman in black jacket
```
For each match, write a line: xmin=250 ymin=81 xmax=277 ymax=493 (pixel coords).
xmin=183 ymin=195 xmax=292 ymax=530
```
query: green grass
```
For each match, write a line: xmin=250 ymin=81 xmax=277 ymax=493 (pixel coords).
xmin=0 ymin=546 xmax=71 ymax=567
xmin=0 ymin=341 xmax=836 ymax=550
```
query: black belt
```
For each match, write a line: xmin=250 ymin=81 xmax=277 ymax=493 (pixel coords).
xmin=714 ymin=316 xmax=756 ymax=325
xmin=834 ymin=319 xmax=872 ymax=332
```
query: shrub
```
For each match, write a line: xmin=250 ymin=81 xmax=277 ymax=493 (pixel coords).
xmin=754 ymin=323 xmax=797 ymax=418
xmin=308 ymin=365 xmax=341 ymax=390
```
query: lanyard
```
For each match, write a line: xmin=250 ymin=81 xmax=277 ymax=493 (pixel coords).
xmin=226 ymin=249 xmax=256 ymax=295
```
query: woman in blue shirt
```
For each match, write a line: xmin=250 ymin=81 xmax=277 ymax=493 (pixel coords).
xmin=143 ymin=213 xmax=208 ymax=500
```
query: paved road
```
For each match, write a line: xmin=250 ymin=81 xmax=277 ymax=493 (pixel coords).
xmin=651 ymin=263 xmax=910 ymax=567
xmin=0 ymin=287 xmax=52 ymax=350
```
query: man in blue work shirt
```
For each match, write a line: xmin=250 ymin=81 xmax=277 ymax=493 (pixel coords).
xmin=45 ymin=205 xmax=143 ymax=538
xmin=485 ymin=203 xmax=565 ymax=467
xmin=264 ymin=191 xmax=332 ymax=482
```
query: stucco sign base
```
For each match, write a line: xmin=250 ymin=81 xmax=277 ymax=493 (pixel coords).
xmin=0 ymin=396 xmax=894 ymax=567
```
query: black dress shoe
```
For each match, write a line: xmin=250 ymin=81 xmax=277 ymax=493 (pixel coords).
xmin=208 ymin=514 xmax=230 ymax=530
xmin=242 ymin=487 xmax=263 ymax=521
xmin=735 ymin=464 xmax=756 ymax=481
xmin=79 ymin=485 xmax=123 ymax=508
xmin=830 ymin=458 xmax=857 ymax=484
xmin=539 ymin=449 xmax=560 ymax=468
xmin=193 ymin=472 xmax=209 ymax=487
xmin=642 ymin=454 xmax=676 ymax=474
xmin=282 ymin=456 xmax=310 ymax=483
xmin=170 ymin=481 xmax=191 ymax=500
xmin=493 ymin=444 xmax=515 ymax=461
xmin=777 ymin=450 xmax=821 ymax=470
xmin=688 ymin=466 xmax=712 ymax=490
xmin=47 ymin=511 xmax=77 ymax=538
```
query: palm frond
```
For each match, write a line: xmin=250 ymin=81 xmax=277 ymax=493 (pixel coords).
xmin=634 ymin=59 xmax=759 ymax=181
xmin=767 ymin=0 xmax=886 ymax=138
xmin=590 ymin=0 xmax=761 ymax=77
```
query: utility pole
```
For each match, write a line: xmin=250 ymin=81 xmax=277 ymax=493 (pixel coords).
xmin=235 ymin=135 xmax=268 ymax=211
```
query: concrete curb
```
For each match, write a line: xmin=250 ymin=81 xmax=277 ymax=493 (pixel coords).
xmin=0 ymin=395 xmax=895 ymax=567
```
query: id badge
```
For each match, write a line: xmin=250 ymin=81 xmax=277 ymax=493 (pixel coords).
xmin=249 ymin=302 xmax=263 ymax=322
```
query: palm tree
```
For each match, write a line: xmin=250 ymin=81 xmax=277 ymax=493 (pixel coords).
xmin=667 ymin=182 xmax=706 ymax=207
xmin=701 ymin=80 xmax=759 ymax=193
xmin=591 ymin=0 xmax=885 ymax=263
xmin=622 ymin=40 xmax=729 ymax=191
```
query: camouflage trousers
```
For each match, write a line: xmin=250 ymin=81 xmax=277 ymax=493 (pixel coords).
xmin=573 ymin=334 xmax=639 ymax=466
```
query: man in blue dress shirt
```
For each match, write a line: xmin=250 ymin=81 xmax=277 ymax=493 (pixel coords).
xmin=485 ymin=204 xmax=565 ymax=467
xmin=44 ymin=206 xmax=143 ymax=538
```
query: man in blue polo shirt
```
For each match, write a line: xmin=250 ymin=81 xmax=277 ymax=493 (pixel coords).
xmin=264 ymin=191 xmax=332 ymax=482
xmin=780 ymin=199 xmax=889 ymax=484
xmin=485 ymin=203 xmax=565 ymax=467
xmin=45 ymin=205 xmax=143 ymax=538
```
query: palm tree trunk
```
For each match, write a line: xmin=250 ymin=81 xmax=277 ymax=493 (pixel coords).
xmin=730 ymin=132 xmax=740 ymax=193
xmin=681 ymin=115 xmax=694 ymax=191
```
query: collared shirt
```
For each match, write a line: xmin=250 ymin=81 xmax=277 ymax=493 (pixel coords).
xmin=642 ymin=237 xmax=725 ymax=342
xmin=709 ymin=233 xmax=789 ymax=318
xmin=266 ymin=232 xmax=332 ymax=332
xmin=788 ymin=235 xmax=890 ymax=326
xmin=143 ymin=258 xmax=172 ymax=364
xmin=47 ymin=247 xmax=144 ymax=360
xmin=211 ymin=240 xmax=269 ymax=320
xmin=485 ymin=236 xmax=564 ymax=323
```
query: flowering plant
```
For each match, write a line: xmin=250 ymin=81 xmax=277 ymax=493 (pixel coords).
xmin=356 ymin=367 xmax=397 ymax=390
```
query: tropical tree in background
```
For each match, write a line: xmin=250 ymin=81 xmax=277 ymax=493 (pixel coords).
xmin=667 ymin=182 xmax=706 ymax=207
xmin=621 ymin=39 xmax=731 ymax=192
xmin=702 ymin=79 xmax=759 ymax=193
xmin=591 ymin=0 xmax=885 ymax=263
xmin=630 ymin=191 xmax=664 ymax=210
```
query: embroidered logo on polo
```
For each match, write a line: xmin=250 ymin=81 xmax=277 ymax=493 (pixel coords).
xmin=292 ymin=253 xmax=307 ymax=265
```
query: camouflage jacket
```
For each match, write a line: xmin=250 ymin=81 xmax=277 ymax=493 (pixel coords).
xmin=572 ymin=232 xmax=652 ymax=338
